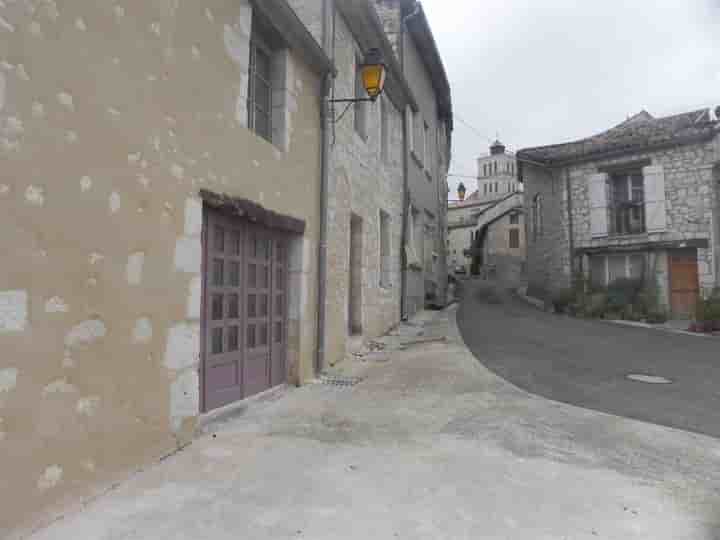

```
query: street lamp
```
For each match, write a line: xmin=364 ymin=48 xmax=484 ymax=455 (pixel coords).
xmin=457 ymin=182 xmax=466 ymax=201
xmin=329 ymin=48 xmax=387 ymax=106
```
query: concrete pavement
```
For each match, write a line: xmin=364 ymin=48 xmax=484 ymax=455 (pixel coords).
xmin=21 ymin=306 xmax=720 ymax=540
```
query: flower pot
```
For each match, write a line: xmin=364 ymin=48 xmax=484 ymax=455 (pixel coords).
xmin=713 ymin=320 xmax=720 ymax=332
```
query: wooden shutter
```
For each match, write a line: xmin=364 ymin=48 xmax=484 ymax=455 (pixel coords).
xmin=642 ymin=165 xmax=667 ymax=232
xmin=588 ymin=173 xmax=609 ymax=238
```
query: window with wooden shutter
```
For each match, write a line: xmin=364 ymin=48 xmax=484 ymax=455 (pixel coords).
xmin=588 ymin=173 xmax=609 ymax=237
xmin=642 ymin=165 xmax=667 ymax=232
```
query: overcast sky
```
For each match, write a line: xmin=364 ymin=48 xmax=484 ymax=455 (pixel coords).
xmin=419 ymin=0 xmax=720 ymax=196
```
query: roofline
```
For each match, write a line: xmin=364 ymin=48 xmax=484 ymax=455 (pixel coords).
xmin=405 ymin=3 xmax=453 ymax=126
xmin=253 ymin=0 xmax=334 ymax=76
xmin=518 ymin=131 xmax=718 ymax=168
xmin=335 ymin=0 xmax=418 ymax=112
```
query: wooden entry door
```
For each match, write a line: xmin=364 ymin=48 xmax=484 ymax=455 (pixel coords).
xmin=202 ymin=209 xmax=289 ymax=412
xmin=669 ymin=250 xmax=699 ymax=317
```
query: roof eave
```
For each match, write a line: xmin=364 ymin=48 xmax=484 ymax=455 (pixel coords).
xmin=406 ymin=4 xmax=453 ymax=125
xmin=519 ymin=131 xmax=719 ymax=169
xmin=335 ymin=0 xmax=418 ymax=112
xmin=253 ymin=0 xmax=334 ymax=76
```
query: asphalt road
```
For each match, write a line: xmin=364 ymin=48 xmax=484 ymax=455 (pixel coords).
xmin=457 ymin=279 xmax=720 ymax=439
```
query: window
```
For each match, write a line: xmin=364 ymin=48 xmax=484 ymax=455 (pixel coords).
xmin=590 ymin=253 xmax=647 ymax=288
xmin=483 ymin=183 xmax=488 ymax=194
xmin=380 ymin=97 xmax=389 ymax=163
xmin=494 ymin=182 xmax=499 ymax=193
xmin=354 ymin=58 xmax=367 ymax=138
xmin=494 ymin=161 xmax=497 ymax=174
xmin=509 ymin=229 xmax=520 ymax=249
xmin=608 ymin=171 xmax=645 ymax=235
xmin=509 ymin=213 xmax=519 ymax=225
xmin=423 ymin=121 xmax=430 ymax=171
xmin=379 ymin=210 xmax=392 ymax=288
xmin=532 ymin=194 xmax=543 ymax=240
xmin=483 ymin=164 xmax=487 ymax=177
xmin=248 ymin=34 xmax=273 ymax=142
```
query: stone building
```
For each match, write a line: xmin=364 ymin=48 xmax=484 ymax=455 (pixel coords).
xmin=0 ymin=0 xmax=332 ymax=534
xmin=375 ymin=0 xmax=453 ymax=315
xmin=448 ymin=142 xmax=525 ymax=278
xmin=289 ymin=0 xmax=414 ymax=365
xmin=518 ymin=108 xmax=720 ymax=316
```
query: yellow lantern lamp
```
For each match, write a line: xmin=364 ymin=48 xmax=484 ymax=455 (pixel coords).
xmin=360 ymin=48 xmax=387 ymax=101
xmin=328 ymin=48 xmax=387 ymax=113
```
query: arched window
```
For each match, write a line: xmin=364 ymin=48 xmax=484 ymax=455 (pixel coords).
xmin=532 ymin=194 xmax=543 ymax=240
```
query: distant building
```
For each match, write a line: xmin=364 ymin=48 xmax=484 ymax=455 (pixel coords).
xmin=518 ymin=107 xmax=720 ymax=317
xmin=448 ymin=141 xmax=525 ymax=279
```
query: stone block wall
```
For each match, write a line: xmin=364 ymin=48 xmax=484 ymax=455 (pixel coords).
xmin=523 ymin=165 xmax=571 ymax=299
xmin=567 ymin=138 xmax=719 ymax=295
xmin=0 ymin=1 xmax=322 ymax=533
xmin=318 ymin=10 xmax=405 ymax=366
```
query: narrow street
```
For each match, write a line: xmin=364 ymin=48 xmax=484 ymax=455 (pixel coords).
xmin=457 ymin=279 xmax=720 ymax=439
xmin=26 ymin=305 xmax=720 ymax=540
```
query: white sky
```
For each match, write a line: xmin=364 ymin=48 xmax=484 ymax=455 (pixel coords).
xmin=419 ymin=0 xmax=720 ymax=196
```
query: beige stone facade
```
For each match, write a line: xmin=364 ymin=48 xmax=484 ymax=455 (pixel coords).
xmin=0 ymin=1 xmax=328 ymax=533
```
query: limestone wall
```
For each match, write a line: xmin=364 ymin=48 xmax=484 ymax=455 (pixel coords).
xmin=0 ymin=1 xmax=322 ymax=533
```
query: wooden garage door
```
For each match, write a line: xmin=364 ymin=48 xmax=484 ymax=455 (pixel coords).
xmin=202 ymin=208 xmax=289 ymax=412
xmin=669 ymin=250 xmax=699 ymax=318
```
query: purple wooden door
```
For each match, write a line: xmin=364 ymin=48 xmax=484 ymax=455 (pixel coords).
xmin=203 ymin=211 xmax=244 ymax=411
xmin=202 ymin=208 xmax=290 ymax=412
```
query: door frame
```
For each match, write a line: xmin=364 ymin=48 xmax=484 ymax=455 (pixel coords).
xmin=668 ymin=248 xmax=699 ymax=318
xmin=199 ymin=204 xmax=292 ymax=413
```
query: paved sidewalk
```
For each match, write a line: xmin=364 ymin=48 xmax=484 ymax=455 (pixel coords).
xmin=24 ymin=308 xmax=720 ymax=540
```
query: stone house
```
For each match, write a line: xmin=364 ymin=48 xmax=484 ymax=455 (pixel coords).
xmin=448 ymin=141 xmax=525 ymax=278
xmin=518 ymin=108 xmax=720 ymax=316
xmin=289 ymin=0 xmax=414 ymax=366
xmin=0 ymin=0 xmax=333 ymax=534
xmin=375 ymin=0 xmax=453 ymax=315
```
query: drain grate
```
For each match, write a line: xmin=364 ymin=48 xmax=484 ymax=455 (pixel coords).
xmin=626 ymin=374 xmax=672 ymax=384
xmin=319 ymin=375 xmax=363 ymax=387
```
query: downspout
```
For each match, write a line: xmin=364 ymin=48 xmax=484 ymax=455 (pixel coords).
xmin=315 ymin=0 xmax=332 ymax=375
xmin=565 ymin=167 xmax=575 ymax=282
xmin=399 ymin=4 xmax=418 ymax=320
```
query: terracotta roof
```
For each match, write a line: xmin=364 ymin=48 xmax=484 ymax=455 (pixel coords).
xmin=517 ymin=108 xmax=719 ymax=165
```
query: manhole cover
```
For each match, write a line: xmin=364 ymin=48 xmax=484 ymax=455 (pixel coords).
xmin=626 ymin=374 xmax=672 ymax=384
xmin=319 ymin=375 xmax=363 ymax=387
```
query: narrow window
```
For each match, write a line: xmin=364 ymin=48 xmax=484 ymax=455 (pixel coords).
xmin=509 ymin=213 xmax=519 ymax=225
xmin=609 ymin=170 xmax=645 ymax=235
xmin=509 ymin=229 xmax=520 ymax=249
xmin=590 ymin=256 xmax=606 ymax=289
xmin=248 ymin=32 xmax=273 ymax=142
xmin=494 ymin=161 xmax=497 ymax=174
xmin=379 ymin=210 xmax=392 ymax=288
xmin=532 ymin=194 xmax=543 ymax=240
xmin=423 ymin=122 xmax=428 ymax=164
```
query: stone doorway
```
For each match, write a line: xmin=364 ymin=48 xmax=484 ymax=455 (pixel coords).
xmin=348 ymin=214 xmax=363 ymax=336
